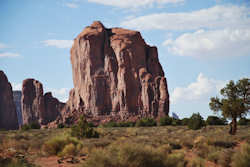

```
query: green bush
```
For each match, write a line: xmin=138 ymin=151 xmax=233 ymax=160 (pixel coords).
xmin=117 ymin=121 xmax=135 ymax=127
xmin=21 ymin=122 xmax=40 ymax=131
xmin=159 ymin=116 xmax=172 ymax=126
xmin=188 ymin=113 xmax=205 ymax=130
xmin=231 ymin=143 xmax=250 ymax=167
xmin=136 ymin=118 xmax=157 ymax=127
xmin=82 ymin=142 xmax=185 ymax=167
xmin=43 ymin=135 xmax=81 ymax=156
xmin=71 ymin=116 xmax=99 ymax=139
xmin=238 ymin=118 xmax=250 ymax=125
xmin=100 ymin=121 xmax=135 ymax=128
xmin=171 ymin=118 xmax=182 ymax=126
xmin=206 ymin=116 xmax=227 ymax=125
xmin=181 ymin=118 xmax=189 ymax=125
xmin=57 ymin=123 xmax=65 ymax=128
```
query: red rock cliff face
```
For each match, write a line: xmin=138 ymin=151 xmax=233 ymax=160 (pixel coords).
xmin=0 ymin=71 xmax=19 ymax=130
xmin=65 ymin=21 xmax=169 ymax=122
xmin=21 ymin=79 xmax=45 ymax=125
xmin=22 ymin=79 xmax=65 ymax=125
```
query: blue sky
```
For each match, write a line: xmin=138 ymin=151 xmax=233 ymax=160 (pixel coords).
xmin=1 ymin=0 xmax=250 ymax=119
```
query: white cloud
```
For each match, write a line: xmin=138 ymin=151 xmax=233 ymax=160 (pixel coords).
xmin=87 ymin=0 xmax=184 ymax=8
xmin=12 ymin=83 xmax=22 ymax=90
xmin=42 ymin=40 xmax=73 ymax=49
xmin=171 ymin=73 xmax=226 ymax=104
xmin=121 ymin=5 xmax=250 ymax=30
xmin=0 ymin=43 xmax=8 ymax=49
xmin=0 ymin=52 xmax=20 ymax=58
xmin=48 ymin=88 xmax=70 ymax=102
xmin=65 ymin=3 xmax=78 ymax=8
xmin=164 ymin=28 xmax=250 ymax=58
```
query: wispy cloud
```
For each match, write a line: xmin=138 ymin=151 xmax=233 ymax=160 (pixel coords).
xmin=65 ymin=2 xmax=78 ymax=8
xmin=0 ymin=52 xmax=20 ymax=58
xmin=171 ymin=73 xmax=226 ymax=104
xmin=12 ymin=83 xmax=22 ymax=90
xmin=42 ymin=39 xmax=73 ymax=49
xmin=0 ymin=43 xmax=8 ymax=49
xmin=87 ymin=0 xmax=184 ymax=9
xmin=121 ymin=5 xmax=250 ymax=30
xmin=47 ymin=88 xmax=70 ymax=102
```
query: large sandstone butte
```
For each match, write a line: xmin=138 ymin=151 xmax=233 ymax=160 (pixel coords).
xmin=0 ymin=71 xmax=19 ymax=130
xmin=64 ymin=21 xmax=169 ymax=123
xmin=22 ymin=79 xmax=65 ymax=125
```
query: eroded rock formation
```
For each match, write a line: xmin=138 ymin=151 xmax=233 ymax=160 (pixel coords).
xmin=21 ymin=79 xmax=65 ymax=125
xmin=13 ymin=91 xmax=22 ymax=125
xmin=0 ymin=71 xmax=19 ymax=130
xmin=63 ymin=21 xmax=169 ymax=123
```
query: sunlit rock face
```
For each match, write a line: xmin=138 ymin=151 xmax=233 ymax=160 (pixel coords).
xmin=0 ymin=71 xmax=19 ymax=130
xmin=63 ymin=21 xmax=169 ymax=124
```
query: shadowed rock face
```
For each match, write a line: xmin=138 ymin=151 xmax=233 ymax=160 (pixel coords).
xmin=63 ymin=21 xmax=169 ymax=123
xmin=0 ymin=71 xmax=19 ymax=130
xmin=44 ymin=92 xmax=65 ymax=124
xmin=13 ymin=91 xmax=22 ymax=125
xmin=21 ymin=79 xmax=65 ymax=125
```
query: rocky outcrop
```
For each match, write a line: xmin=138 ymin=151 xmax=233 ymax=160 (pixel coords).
xmin=63 ymin=21 xmax=169 ymax=123
xmin=44 ymin=92 xmax=65 ymax=124
xmin=0 ymin=71 xmax=19 ymax=130
xmin=21 ymin=79 xmax=45 ymax=125
xmin=21 ymin=79 xmax=65 ymax=125
xmin=13 ymin=91 xmax=22 ymax=125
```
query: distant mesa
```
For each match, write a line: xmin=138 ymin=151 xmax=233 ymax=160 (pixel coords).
xmin=61 ymin=21 xmax=169 ymax=124
xmin=0 ymin=70 xmax=19 ymax=130
xmin=13 ymin=90 xmax=22 ymax=125
xmin=172 ymin=112 xmax=179 ymax=120
xmin=21 ymin=78 xmax=65 ymax=126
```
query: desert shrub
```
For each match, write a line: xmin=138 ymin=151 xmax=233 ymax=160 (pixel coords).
xmin=206 ymin=116 xmax=227 ymax=125
xmin=188 ymin=113 xmax=205 ymax=130
xmin=218 ymin=149 xmax=234 ymax=167
xmin=71 ymin=116 xmax=99 ymax=139
xmin=82 ymin=142 xmax=185 ymax=167
xmin=189 ymin=157 xmax=205 ymax=167
xmin=101 ymin=121 xmax=118 ymax=127
xmin=159 ymin=116 xmax=172 ymax=126
xmin=181 ymin=118 xmax=189 ymax=125
xmin=57 ymin=123 xmax=65 ymax=128
xmin=101 ymin=121 xmax=135 ymax=128
xmin=21 ymin=122 xmax=40 ymax=131
xmin=0 ymin=157 xmax=35 ymax=167
xmin=117 ymin=121 xmax=135 ymax=127
xmin=207 ymin=151 xmax=220 ymax=164
xmin=171 ymin=118 xmax=182 ymax=126
xmin=238 ymin=118 xmax=250 ymax=125
xmin=88 ymin=122 xmax=96 ymax=127
xmin=60 ymin=143 xmax=76 ymax=156
xmin=136 ymin=118 xmax=157 ymax=127
xmin=231 ymin=143 xmax=250 ymax=167
xmin=43 ymin=135 xmax=81 ymax=156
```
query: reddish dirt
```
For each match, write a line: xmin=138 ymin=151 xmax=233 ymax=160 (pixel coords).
xmin=34 ymin=156 xmax=84 ymax=167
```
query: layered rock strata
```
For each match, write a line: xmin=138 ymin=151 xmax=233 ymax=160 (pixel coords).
xmin=63 ymin=21 xmax=169 ymax=123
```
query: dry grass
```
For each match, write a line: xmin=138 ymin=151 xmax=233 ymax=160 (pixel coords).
xmin=0 ymin=126 xmax=249 ymax=167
